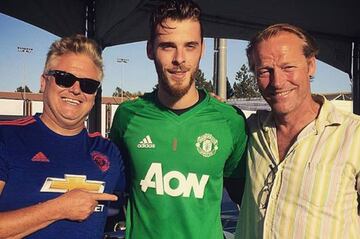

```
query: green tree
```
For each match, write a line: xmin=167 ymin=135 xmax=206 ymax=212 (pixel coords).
xmin=226 ymin=78 xmax=234 ymax=98
xmin=195 ymin=69 xmax=214 ymax=92
xmin=134 ymin=91 xmax=143 ymax=97
xmin=15 ymin=85 xmax=32 ymax=93
xmin=112 ymin=86 xmax=136 ymax=98
xmin=233 ymin=64 xmax=260 ymax=98
xmin=112 ymin=86 xmax=122 ymax=97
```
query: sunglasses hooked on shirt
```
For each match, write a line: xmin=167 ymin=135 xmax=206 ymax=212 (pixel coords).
xmin=43 ymin=70 xmax=101 ymax=94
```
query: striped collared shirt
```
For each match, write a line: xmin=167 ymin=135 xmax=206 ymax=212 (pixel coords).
xmin=236 ymin=95 xmax=360 ymax=239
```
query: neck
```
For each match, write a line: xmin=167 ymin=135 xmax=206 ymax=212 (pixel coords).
xmin=274 ymin=98 xmax=320 ymax=133
xmin=157 ymin=85 xmax=199 ymax=110
xmin=273 ymin=97 xmax=321 ymax=162
xmin=40 ymin=113 xmax=85 ymax=136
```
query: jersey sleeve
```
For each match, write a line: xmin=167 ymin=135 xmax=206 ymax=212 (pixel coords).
xmin=223 ymin=106 xmax=248 ymax=178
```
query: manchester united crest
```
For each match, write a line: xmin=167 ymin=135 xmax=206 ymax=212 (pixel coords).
xmin=91 ymin=151 xmax=110 ymax=172
xmin=195 ymin=133 xmax=218 ymax=157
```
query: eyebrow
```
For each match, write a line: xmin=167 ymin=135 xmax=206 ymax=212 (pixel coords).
xmin=186 ymin=41 xmax=200 ymax=46
xmin=158 ymin=42 xmax=176 ymax=48
xmin=157 ymin=40 xmax=201 ymax=49
xmin=256 ymin=65 xmax=273 ymax=71
xmin=256 ymin=60 xmax=295 ymax=69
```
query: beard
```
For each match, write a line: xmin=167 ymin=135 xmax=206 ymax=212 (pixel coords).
xmin=155 ymin=60 xmax=197 ymax=98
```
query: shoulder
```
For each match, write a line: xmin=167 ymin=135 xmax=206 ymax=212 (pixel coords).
xmin=208 ymin=98 xmax=246 ymax=124
xmin=0 ymin=116 xmax=36 ymax=134
xmin=88 ymin=131 xmax=114 ymax=145
xmin=320 ymin=98 xmax=360 ymax=126
xmin=332 ymin=105 xmax=360 ymax=129
xmin=204 ymin=98 xmax=248 ymax=142
xmin=112 ymin=92 xmax=159 ymax=130
xmin=114 ymin=92 xmax=155 ymax=116
xmin=88 ymin=132 xmax=122 ymax=157
xmin=0 ymin=116 xmax=36 ymax=127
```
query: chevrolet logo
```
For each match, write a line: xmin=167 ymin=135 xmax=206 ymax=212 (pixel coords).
xmin=40 ymin=174 xmax=105 ymax=193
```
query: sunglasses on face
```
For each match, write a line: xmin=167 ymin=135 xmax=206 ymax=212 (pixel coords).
xmin=44 ymin=70 xmax=101 ymax=94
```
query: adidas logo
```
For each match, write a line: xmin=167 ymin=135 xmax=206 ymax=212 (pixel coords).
xmin=32 ymin=152 xmax=49 ymax=162
xmin=137 ymin=135 xmax=155 ymax=149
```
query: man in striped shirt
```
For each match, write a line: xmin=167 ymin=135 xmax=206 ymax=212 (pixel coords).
xmin=235 ymin=23 xmax=360 ymax=238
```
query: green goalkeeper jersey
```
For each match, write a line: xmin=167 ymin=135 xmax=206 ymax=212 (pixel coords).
xmin=110 ymin=90 xmax=247 ymax=239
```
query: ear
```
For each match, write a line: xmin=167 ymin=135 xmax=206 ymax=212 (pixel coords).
xmin=40 ymin=74 xmax=46 ymax=93
xmin=307 ymin=56 xmax=316 ymax=78
xmin=147 ymin=41 xmax=154 ymax=60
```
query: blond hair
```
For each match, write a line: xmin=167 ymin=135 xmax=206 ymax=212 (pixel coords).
xmin=44 ymin=34 xmax=103 ymax=80
xmin=247 ymin=23 xmax=319 ymax=72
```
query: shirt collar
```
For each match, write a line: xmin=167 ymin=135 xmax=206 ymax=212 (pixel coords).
xmin=312 ymin=94 xmax=342 ymax=134
xmin=259 ymin=94 xmax=342 ymax=133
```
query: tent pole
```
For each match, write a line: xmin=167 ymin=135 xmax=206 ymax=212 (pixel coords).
xmin=218 ymin=38 xmax=227 ymax=99
xmin=353 ymin=41 xmax=360 ymax=115
xmin=214 ymin=38 xmax=227 ymax=99
xmin=213 ymin=38 xmax=219 ymax=92
xmin=86 ymin=0 xmax=102 ymax=133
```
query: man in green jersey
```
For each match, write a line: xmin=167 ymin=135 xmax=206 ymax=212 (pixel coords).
xmin=110 ymin=1 xmax=247 ymax=238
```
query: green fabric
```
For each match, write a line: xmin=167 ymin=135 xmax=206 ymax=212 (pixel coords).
xmin=110 ymin=90 xmax=247 ymax=239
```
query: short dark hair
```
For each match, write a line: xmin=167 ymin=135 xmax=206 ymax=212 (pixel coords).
xmin=149 ymin=0 xmax=203 ymax=44
xmin=247 ymin=23 xmax=319 ymax=72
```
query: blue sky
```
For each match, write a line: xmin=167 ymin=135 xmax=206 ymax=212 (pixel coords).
xmin=0 ymin=13 xmax=352 ymax=97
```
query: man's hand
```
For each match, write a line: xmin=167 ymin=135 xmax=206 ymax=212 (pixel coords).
xmin=54 ymin=189 xmax=118 ymax=221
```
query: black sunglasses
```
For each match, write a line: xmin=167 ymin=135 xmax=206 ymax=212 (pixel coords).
xmin=44 ymin=70 xmax=101 ymax=94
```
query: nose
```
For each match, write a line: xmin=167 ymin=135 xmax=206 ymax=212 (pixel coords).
xmin=172 ymin=48 xmax=185 ymax=65
xmin=69 ymin=80 xmax=81 ymax=94
xmin=270 ymin=68 xmax=285 ymax=88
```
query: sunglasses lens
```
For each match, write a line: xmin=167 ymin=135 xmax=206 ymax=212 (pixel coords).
xmin=54 ymin=73 xmax=76 ymax=88
xmin=79 ymin=79 xmax=100 ymax=94
xmin=47 ymin=70 xmax=100 ymax=94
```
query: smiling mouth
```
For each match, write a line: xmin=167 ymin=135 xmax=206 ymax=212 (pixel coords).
xmin=62 ymin=97 xmax=81 ymax=105
xmin=169 ymin=69 xmax=187 ymax=74
xmin=168 ymin=70 xmax=187 ymax=80
xmin=271 ymin=90 xmax=292 ymax=97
